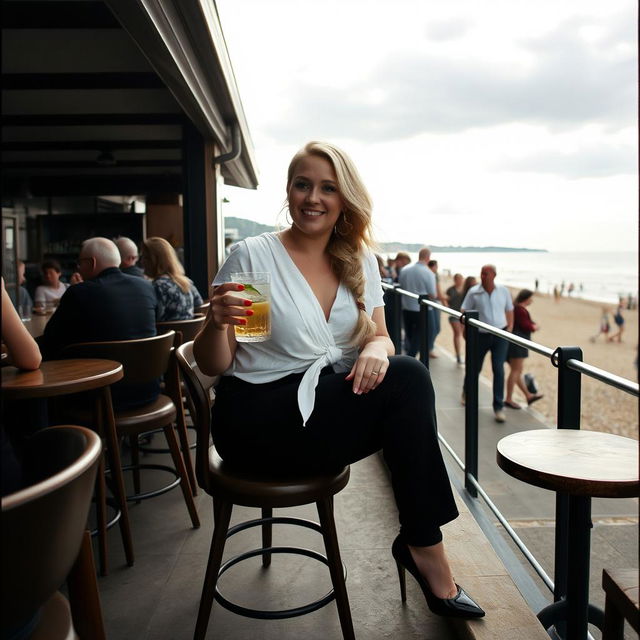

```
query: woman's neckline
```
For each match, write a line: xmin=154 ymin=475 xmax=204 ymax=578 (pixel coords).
xmin=272 ymin=232 xmax=340 ymax=323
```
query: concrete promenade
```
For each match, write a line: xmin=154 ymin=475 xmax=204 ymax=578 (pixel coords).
xmin=95 ymin=347 xmax=638 ymax=639
xmin=430 ymin=346 xmax=639 ymax=636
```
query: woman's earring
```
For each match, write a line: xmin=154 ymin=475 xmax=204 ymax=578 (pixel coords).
xmin=335 ymin=213 xmax=352 ymax=237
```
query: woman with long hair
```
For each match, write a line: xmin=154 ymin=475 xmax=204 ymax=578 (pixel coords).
xmin=194 ymin=141 xmax=484 ymax=623
xmin=505 ymin=289 xmax=543 ymax=409
xmin=141 ymin=237 xmax=203 ymax=321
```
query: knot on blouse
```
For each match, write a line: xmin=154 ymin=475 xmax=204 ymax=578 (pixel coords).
xmin=298 ymin=345 xmax=343 ymax=426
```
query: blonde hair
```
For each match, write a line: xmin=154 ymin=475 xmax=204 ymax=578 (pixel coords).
xmin=287 ymin=141 xmax=377 ymax=346
xmin=141 ymin=237 xmax=190 ymax=293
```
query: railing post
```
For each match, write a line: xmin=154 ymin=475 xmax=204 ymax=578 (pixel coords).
xmin=462 ymin=310 xmax=479 ymax=497
xmin=554 ymin=346 xmax=582 ymax=430
xmin=419 ymin=295 xmax=430 ymax=369
xmin=391 ymin=284 xmax=402 ymax=355
xmin=551 ymin=346 xmax=583 ymax=634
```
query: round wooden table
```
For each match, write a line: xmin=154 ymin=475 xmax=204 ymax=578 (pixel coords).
xmin=2 ymin=359 xmax=133 ymax=575
xmin=2 ymin=358 xmax=122 ymax=398
xmin=497 ymin=429 xmax=639 ymax=639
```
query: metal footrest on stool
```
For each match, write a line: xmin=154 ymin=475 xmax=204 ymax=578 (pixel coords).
xmin=137 ymin=427 xmax=197 ymax=454
xmin=215 ymin=516 xmax=347 ymax=620
xmin=89 ymin=496 xmax=121 ymax=537
xmin=107 ymin=464 xmax=181 ymax=501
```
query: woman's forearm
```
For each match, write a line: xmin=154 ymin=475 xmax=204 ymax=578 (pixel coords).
xmin=2 ymin=287 xmax=42 ymax=370
xmin=363 ymin=334 xmax=395 ymax=357
xmin=193 ymin=316 xmax=236 ymax=376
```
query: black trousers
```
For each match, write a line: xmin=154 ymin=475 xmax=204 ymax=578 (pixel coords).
xmin=212 ymin=355 xmax=458 ymax=546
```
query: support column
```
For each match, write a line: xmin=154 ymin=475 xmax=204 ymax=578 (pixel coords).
xmin=182 ymin=121 xmax=223 ymax=297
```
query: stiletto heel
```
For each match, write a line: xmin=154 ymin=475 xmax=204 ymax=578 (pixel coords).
xmin=394 ymin=559 xmax=407 ymax=602
xmin=391 ymin=535 xmax=485 ymax=619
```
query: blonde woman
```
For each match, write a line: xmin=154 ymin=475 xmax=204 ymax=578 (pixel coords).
xmin=141 ymin=237 xmax=203 ymax=321
xmin=194 ymin=142 xmax=484 ymax=622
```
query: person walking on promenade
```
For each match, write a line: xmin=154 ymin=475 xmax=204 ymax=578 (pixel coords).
xmin=445 ymin=273 xmax=465 ymax=364
xmin=460 ymin=264 xmax=514 ymax=423
xmin=398 ymin=247 xmax=438 ymax=359
xmin=462 ymin=276 xmax=477 ymax=298
xmin=608 ymin=302 xmax=625 ymax=342
xmin=589 ymin=307 xmax=611 ymax=343
xmin=427 ymin=259 xmax=446 ymax=359
xmin=194 ymin=141 xmax=484 ymax=622
xmin=505 ymin=289 xmax=543 ymax=409
xmin=392 ymin=251 xmax=411 ymax=282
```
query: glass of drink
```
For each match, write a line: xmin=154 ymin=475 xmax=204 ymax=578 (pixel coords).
xmin=230 ymin=272 xmax=271 ymax=342
xmin=19 ymin=304 xmax=31 ymax=321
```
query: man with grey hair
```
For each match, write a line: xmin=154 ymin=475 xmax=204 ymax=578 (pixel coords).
xmin=460 ymin=264 xmax=514 ymax=423
xmin=40 ymin=237 xmax=158 ymax=407
xmin=398 ymin=246 xmax=438 ymax=358
xmin=114 ymin=236 xmax=144 ymax=278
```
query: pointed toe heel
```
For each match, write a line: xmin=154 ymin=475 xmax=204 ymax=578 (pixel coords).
xmin=391 ymin=535 xmax=485 ymax=619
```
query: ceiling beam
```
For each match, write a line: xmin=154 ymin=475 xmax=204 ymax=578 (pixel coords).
xmin=2 ymin=140 xmax=181 ymax=151
xmin=1 ymin=114 xmax=185 ymax=127
xmin=2 ymin=1 xmax=121 ymax=29
xmin=2 ymin=174 xmax=184 ymax=196
xmin=2 ymin=73 xmax=165 ymax=90
xmin=2 ymin=160 xmax=182 ymax=169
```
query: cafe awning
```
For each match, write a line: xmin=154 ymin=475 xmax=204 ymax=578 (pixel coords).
xmin=1 ymin=0 xmax=259 ymax=197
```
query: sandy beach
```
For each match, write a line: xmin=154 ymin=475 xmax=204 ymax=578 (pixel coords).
xmin=433 ymin=278 xmax=638 ymax=440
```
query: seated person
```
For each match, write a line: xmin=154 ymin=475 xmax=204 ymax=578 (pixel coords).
xmin=1 ymin=277 xmax=42 ymax=496
xmin=115 ymin=236 xmax=144 ymax=278
xmin=34 ymin=259 xmax=68 ymax=311
xmin=8 ymin=260 xmax=34 ymax=317
xmin=141 ymin=236 xmax=203 ymax=321
xmin=39 ymin=237 xmax=159 ymax=409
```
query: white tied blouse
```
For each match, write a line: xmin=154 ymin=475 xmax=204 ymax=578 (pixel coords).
xmin=213 ymin=232 xmax=384 ymax=425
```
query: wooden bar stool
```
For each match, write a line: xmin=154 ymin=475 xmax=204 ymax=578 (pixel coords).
xmin=497 ymin=429 xmax=639 ymax=640
xmin=175 ymin=342 xmax=355 ymax=640
xmin=62 ymin=332 xmax=200 ymax=532
xmin=140 ymin=315 xmax=207 ymax=495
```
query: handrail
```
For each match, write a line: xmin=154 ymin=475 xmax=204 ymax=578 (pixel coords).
xmin=382 ymin=282 xmax=639 ymax=396
xmin=381 ymin=281 xmax=638 ymax=626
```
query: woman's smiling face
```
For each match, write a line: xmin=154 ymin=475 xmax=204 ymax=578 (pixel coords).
xmin=287 ymin=154 xmax=344 ymax=240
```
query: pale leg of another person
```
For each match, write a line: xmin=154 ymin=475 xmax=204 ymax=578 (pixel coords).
xmin=505 ymin=358 xmax=523 ymax=408
xmin=450 ymin=319 xmax=464 ymax=364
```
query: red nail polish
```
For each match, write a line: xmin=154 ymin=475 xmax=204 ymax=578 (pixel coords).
xmin=237 ymin=284 xmax=245 ymax=291
xmin=246 ymin=309 xmax=254 ymax=316
xmin=244 ymin=299 xmax=252 ymax=306
xmin=239 ymin=318 xmax=247 ymax=325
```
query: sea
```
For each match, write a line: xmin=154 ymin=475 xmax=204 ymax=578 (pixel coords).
xmin=385 ymin=251 xmax=638 ymax=305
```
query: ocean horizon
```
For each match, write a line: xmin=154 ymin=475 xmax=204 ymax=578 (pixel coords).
xmin=385 ymin=250 xmax=638 ymax=305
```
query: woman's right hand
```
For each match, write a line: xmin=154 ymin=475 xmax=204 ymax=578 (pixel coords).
xmin=208 ymin=282 xmax=254 ymax=331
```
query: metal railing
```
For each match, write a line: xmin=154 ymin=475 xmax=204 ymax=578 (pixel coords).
xmin=382 ymin=282 xmax=639 ymax=635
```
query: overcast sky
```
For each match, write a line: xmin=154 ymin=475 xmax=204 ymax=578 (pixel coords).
xmin=215 ymin=0 xmax=637 ymax=252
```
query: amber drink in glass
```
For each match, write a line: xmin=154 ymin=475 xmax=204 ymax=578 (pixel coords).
xmin=230 ymin=272 xmax=271 ymax=342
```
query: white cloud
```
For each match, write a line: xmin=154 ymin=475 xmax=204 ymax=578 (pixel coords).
xmin=217 ymin=0 xmax=638 ymax=251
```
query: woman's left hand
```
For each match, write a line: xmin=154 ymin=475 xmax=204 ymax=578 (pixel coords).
xmin=345 ymin=342 xmax=389 ymax=395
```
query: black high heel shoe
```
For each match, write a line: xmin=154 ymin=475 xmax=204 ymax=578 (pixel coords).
xmin=391 ymin=535 xmax=485 ymax=619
